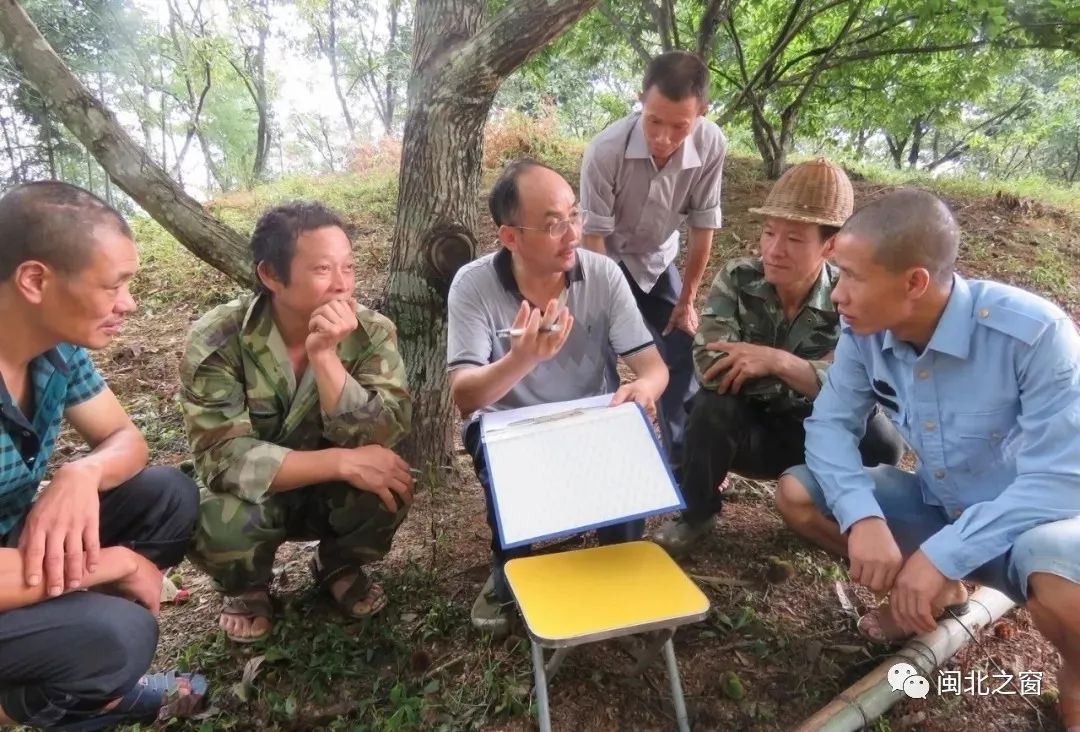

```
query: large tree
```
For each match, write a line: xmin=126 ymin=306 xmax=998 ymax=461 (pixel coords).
xmin=0 ymin=0 xmax=252 ymax=284
xmin=383 ymin=0 xmax=602 ymax=465
xmin=0 ymin=0 xmax=601 ymax=468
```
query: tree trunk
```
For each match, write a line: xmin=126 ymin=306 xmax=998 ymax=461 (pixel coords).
xmin=884 ymin=133 xmax=906 ymax=169
xmin=326 ymin=0 xmax=356 ymax=138
xmin=250 ymin=2 xmax=270 ymax=183
xmin=383 ymin=0 xmax=400 ymax=134
xmin=40 ymin=98 xmax=55 ymax=178
xmin=1 ymin=110 xmax=18 ymax=181
xmin=908 ymin=117 xmax=925 ymax=169
xmin=853 ymin=128 xmax=869 ymax=159
xmin=384 ymin=0 xmax=600 ymax=467
xmin=0 ymin=0 xmax=253 ymax=285
xmin=749 ymin=103 xmax=784 ymax=179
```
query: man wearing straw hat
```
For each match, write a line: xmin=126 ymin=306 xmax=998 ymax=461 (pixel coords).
xmin=655 ymin=159 xmax=904 ymax=556
xmin=580 ymin=50 xmax=726 ymax=478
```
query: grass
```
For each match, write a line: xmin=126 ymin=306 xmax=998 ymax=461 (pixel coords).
xmin=154 ymin=557 xmax=536 ymax=731
xmin=845 ymin=160 xmax=1080 ymax=214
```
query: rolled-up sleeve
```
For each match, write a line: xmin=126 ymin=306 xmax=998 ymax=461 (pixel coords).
xmin=693 ymin=267 xmax=742 ymax=388
xmin=920 ymin=318 xmax=1080 ymax=579
xmin=580 ymin=143 xmax=617 ymax=236
xmin=180 ymin=350 xmax=290 ymax=503
xmin=685 ymin=132 xmax=726 ymax=230
xmin=321 ymin=319 xmax=412 ymax=449
xmin=804 ymin=331 xmax=883 ymax=531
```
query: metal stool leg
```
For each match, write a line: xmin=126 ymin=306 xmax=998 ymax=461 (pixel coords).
xmin=662 ymin=638 xmax=690 ymax=732
xmin=531 ymin=640 xmax=552 ymax=732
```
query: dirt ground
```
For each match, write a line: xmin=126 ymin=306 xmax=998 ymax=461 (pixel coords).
xmin=54 ymin=157 xmax=1079 ymax=731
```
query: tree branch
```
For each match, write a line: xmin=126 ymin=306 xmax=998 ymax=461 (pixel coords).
xmin=0 ymin=0 xmax=251 ymax=283
xmin=599 ymin=2 xmax=652 ymax=64
xmin=446 ymin=0 xmax=603 ymax=95
xmin=696 ymin=0 xmax=732 ymax=58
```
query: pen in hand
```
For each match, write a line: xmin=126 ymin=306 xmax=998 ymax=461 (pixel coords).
xmin=495 ymin=324 xmax=563 ymax=338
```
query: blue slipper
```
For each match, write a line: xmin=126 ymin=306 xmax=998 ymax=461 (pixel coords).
xmin=52 ymin=670 xmax=209 ymax=731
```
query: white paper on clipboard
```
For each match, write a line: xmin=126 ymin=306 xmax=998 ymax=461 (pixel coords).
xmin=481 ymin=399 xmax=684 ymax=548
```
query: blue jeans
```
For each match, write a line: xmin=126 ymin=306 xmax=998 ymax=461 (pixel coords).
xmin=787 ymin=463 xmax=1080 ymax=603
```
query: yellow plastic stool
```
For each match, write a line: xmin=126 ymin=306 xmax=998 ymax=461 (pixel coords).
xmin=505 ymin=541 xmax=710 ymax=731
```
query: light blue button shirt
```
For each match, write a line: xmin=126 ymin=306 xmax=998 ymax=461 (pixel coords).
xmin=805 ymin=275 xmax=1080 ymax=579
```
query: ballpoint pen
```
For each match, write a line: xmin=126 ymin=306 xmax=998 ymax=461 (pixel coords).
xmin=495 ymin=324 xmax=563 ymax=338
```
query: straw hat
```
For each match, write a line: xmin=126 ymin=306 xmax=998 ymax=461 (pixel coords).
xmin=749 ymin=158 xmax=854 ymax=227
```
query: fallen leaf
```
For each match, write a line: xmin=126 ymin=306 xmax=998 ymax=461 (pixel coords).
xmin=232 ymin=655 xmax=266 ymax=702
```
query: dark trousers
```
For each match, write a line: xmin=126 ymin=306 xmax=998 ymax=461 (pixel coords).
xmin=621 ymin=263 xmax=698 ymax=478
xmin=464 ymin=421 xmax=644 ymax=601
xmin=0 ymin=466 xmax=199 ymax=729
xmin=680 ymin=391 xmax=906 ymax=525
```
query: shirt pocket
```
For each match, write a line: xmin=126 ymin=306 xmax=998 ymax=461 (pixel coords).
xmin=952 ymin=408 xmax=1016 ymax=474
xmin=247 ymin=396 xmax=283 ymax=439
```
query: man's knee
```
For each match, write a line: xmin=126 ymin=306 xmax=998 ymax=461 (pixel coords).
xmin=189 ymin=491 xmax=283 ymax=587
xmin=775 ymin=473 xmax=820 ymax=528
xmin=1027 ymin=572 xmax=1080 ymax=630
xmin=50 ymin=596 xmax=157 ymax=701
xmin=152 ymin=466 xmax=200 ymax=526
xmin=687 ymin=390 xmax=746 ymax=434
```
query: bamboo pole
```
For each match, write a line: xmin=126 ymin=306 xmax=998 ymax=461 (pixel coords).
xmin=795 ymin=587 xmax=1017 ymax=732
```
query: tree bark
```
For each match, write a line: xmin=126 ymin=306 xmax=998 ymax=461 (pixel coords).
xmin=0 ymin=0 xmax=253 ymax=285
xmin=908 ymin=116 xmax=925 ymax=168
xmin=385 ymin=0 xmax=600 ymax=467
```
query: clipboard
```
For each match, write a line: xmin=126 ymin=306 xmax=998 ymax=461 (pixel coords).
xmin=480 ymin=397 xmax=684 ymax=549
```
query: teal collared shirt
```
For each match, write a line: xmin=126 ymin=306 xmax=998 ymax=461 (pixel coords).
xmin=0 ymin=345 xmax=105 ymax=535
xmin=805 ymin=275 xmax=1080 ymax=579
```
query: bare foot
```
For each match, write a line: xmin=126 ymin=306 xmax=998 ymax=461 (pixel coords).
xmin=329 ymin=571 xmax=386 ymax=617
xmin=859 ymin=581 xmax=968 ymax=643
xmin=1059 ymin=666 xmax=1080 ymax=732
xmin=219 ymin=589 xmax=272 ymax=641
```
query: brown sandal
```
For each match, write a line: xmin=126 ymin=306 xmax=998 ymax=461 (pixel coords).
xmin=220 ymin=591 xmax=273 ymax=644
xmin=311 ymin=558 xmax=387 ymax=619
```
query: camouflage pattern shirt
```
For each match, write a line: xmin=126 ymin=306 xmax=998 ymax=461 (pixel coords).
xmin=693 ymin=257 xmax=840 ymax=413
xmin=180 ymin=292 xmax=411 ymax=503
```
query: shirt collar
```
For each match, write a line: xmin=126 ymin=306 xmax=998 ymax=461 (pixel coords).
xmin=804 ymin=262 xmax=837 ymax=313
xmin=882 ymin=275 xmax=973 ymax=359
xmin=42 ymin=348 xmax=70 ymax=376
xmin=492 ymin=247 xmax=584 ymax=301
xmin=240 ymin=291 xmax=269 ymax=334
xmin=625 ymin=115 xmax=702 ymax=171
xmin=740 ymin=259 xmax=836 ymax=313
xmin=238 ymin=291 xmax=298 ymax=396
xmin=0 ymin=347 xmax=68 ymax=432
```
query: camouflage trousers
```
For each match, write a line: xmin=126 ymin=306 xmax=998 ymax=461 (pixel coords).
xmin=188 ymin=482 xmax=408 ymax=594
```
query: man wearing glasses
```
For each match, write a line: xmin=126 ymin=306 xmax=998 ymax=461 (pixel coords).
xmin=580 ymin=50 xmax=726 ymax=478
xmin=447 ymin=158 xmax=669 ymax=636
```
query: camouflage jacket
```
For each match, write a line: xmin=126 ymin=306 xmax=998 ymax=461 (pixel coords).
xmin=692 ymin=257 xmax=840 ymax=413
xmin=180 ymin=292 xmax=411 ymax=503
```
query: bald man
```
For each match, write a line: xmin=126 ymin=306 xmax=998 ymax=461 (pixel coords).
xmin=448 ymin=158 xmax=669 ymax=636
xmin=775 ymin=189 xmax=1080 ymax=727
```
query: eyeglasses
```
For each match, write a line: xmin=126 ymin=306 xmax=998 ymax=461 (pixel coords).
xmin=514 ymin=210 xmax=583 ymax=239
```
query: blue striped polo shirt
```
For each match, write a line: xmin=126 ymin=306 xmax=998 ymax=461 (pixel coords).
xmin=0 ymin=345 xmax=106 ymax=536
